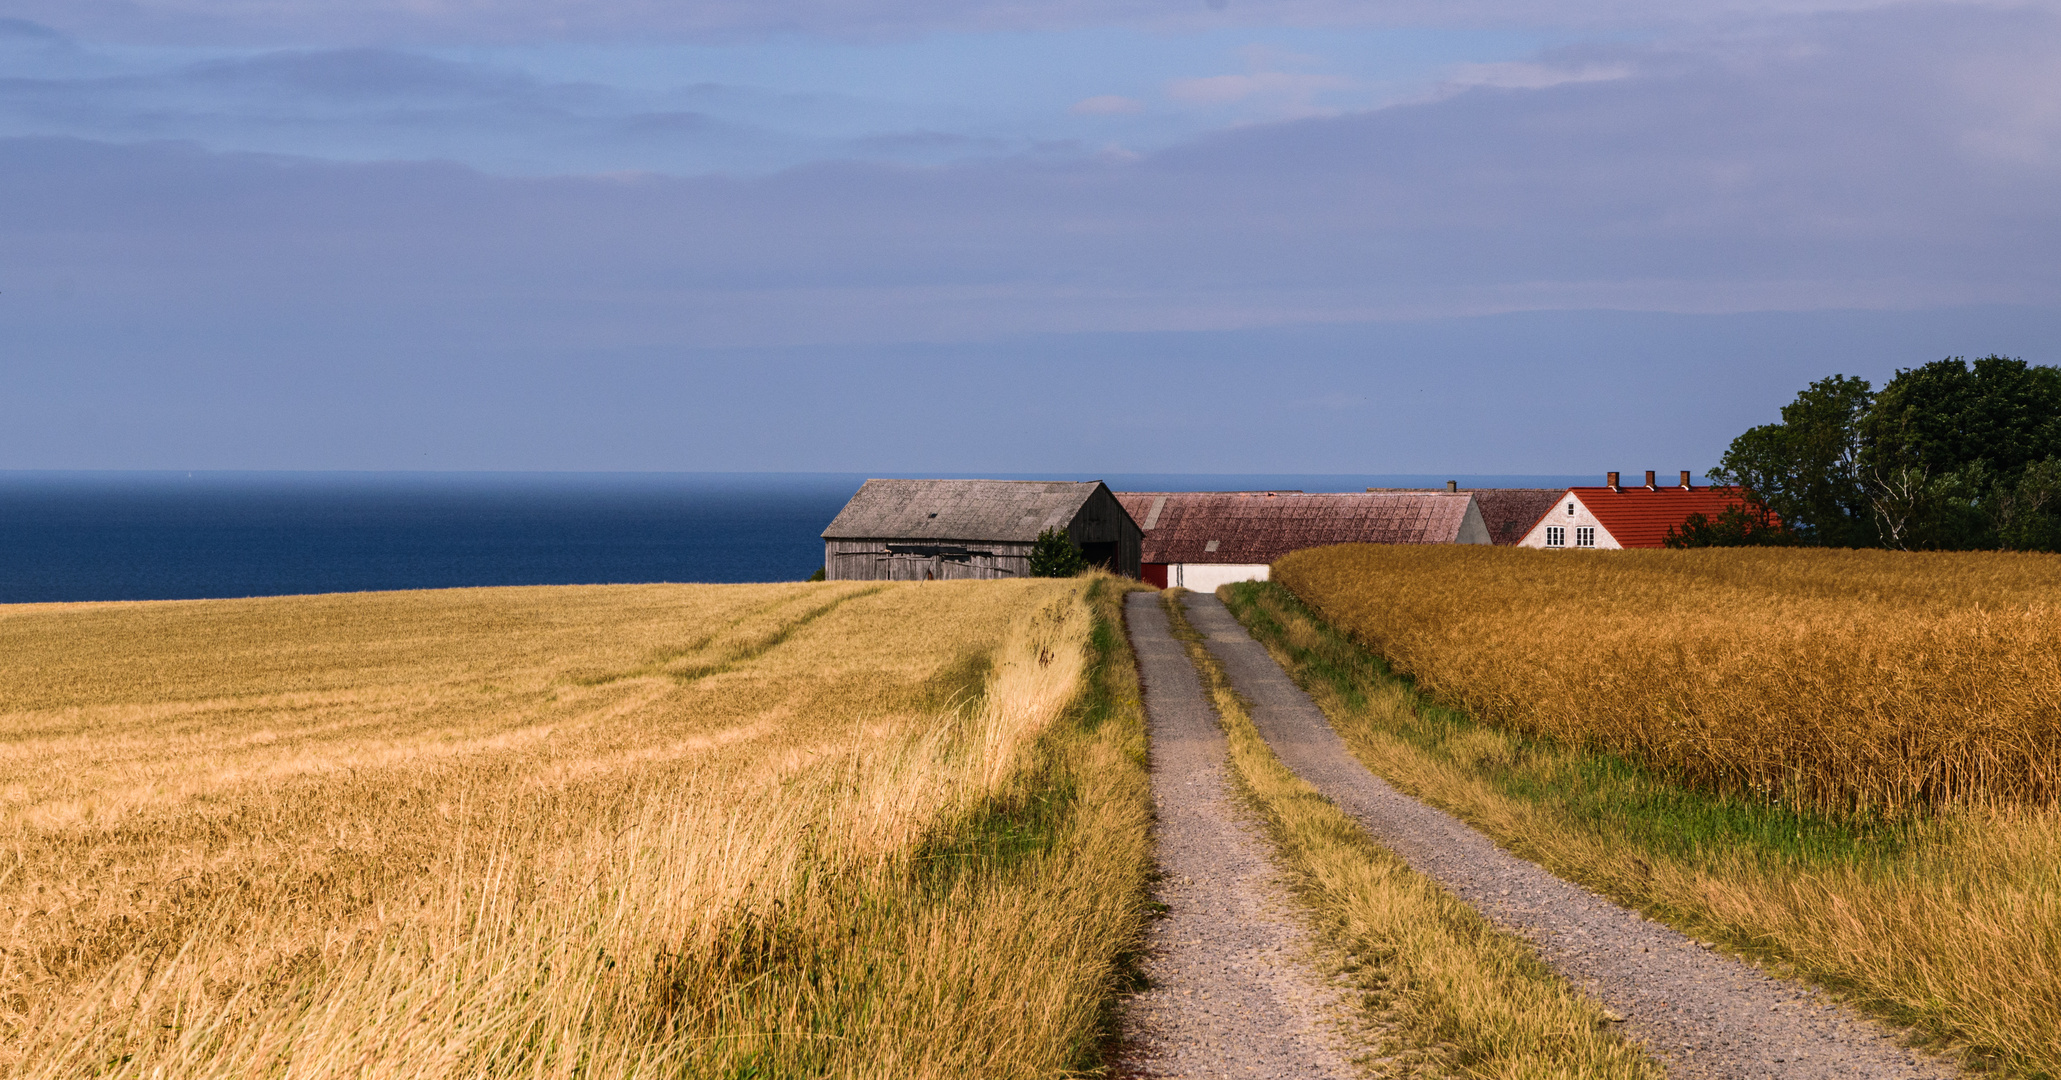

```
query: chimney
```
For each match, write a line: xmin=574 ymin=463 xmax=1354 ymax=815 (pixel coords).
xmin=1680 ymin=470 xmax=1693 ymax=490
xmin=1644 ymin=470 xmax=1657 ymax=490
xmin=1606 ymin=471 xmax=1620 ymax=491
xmin=1446 ymin=480 xmax=1457 ymax=493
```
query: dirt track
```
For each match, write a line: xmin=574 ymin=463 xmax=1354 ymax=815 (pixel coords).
xmin=1176 ymin=590 xmax=1958 ymax=1080
xmin=1118 ymin=592 xmax=1358 ymax=1079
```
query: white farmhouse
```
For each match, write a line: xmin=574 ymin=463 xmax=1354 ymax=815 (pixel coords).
xmin=1518 ymin=471 xmax=1762 ymax=550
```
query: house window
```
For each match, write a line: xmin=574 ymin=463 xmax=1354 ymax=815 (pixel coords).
xmin=1566 ymin=503 xmax=1575 ymax=516
xmin=1545 ymin=526 xmax=1566 ymax=547
xmin=1576 ymin=526 xmax=1595 ymax=548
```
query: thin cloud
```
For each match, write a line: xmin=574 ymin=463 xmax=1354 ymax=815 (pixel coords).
xmin=5 ymin=5 xmax=2059 ymax=350
xmin=0 ymin=0 xmax=2026 ymax=46
xmin=1164 ymin=70 xmax=1356 ymax=105
xmin=1071 ymin=94 xmax=1144 ymax=114
xmin=1441 ymin=59 xmax=1636 ymax=91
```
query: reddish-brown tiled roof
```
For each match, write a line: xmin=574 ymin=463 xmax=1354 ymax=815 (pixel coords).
xmin=1364 ymin=488 xmax=1563 ymax=545
xmin=1117 ymin=491 xmax=1476 ymax=564
xmin=1572 ymin=486 xmax=1761 ymax=549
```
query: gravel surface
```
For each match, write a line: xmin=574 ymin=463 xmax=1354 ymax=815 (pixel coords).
xmin=1181 ymin=591 xmax=1959 ymax=1080
xmin=1117 ymin=592 xmax=1360 ymax=1080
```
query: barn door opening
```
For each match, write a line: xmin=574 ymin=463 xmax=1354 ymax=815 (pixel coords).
xmin=1079 ymin=541 xmax=1117 ymax=571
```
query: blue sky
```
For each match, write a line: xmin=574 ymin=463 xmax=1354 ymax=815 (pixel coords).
xmin=4 ymin=0 xmax=2060 ymax=473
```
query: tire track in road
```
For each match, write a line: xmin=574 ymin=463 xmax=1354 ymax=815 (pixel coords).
xmin=1180 ymin=591 xmax=1958 ymax=1080
xmin=1119 ymin=591 xmax=1358 ymax=1080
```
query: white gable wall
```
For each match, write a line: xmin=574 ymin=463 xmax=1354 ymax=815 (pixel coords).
xmin=1516 ymin=491 xmax=1621 ymax=549
xmin=1456 ymin=497 xmax=1492 ymax=545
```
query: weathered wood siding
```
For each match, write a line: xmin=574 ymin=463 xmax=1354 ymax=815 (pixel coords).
xmin=824 ymin=540 xmax=1036 ymax=581
xmin=820 ymin=479 xmax=1142 ymax=581
xmin=1064 ymin=484 xmax=1143 ymax=578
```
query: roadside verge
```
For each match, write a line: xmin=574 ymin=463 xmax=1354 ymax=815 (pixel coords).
xmin=1158 ymin=590 xmax=1661 ymax=1079
xmin=1180 ymin=589 xmax=1959 ymax=1080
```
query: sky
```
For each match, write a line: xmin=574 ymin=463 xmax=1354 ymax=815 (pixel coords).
xmin=4 ymin=0 xmax=2060 ymax=475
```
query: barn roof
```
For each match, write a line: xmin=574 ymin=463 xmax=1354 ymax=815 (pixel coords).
xmin=1571 ymin=486 xmax=1760 ymax=548
xmin=822 ymin=479 xmax=1112 ymax=542
xmin=1469 ymin=490 xmax=1565 ymax=545
xmin=1365 ymin=488 xmax=1563 ymax=546
xmin=1117 ymin=491 xmax=1476 ymax=564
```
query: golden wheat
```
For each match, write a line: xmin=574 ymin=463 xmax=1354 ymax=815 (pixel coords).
xmin=1273 ymin=546 xmax=2061 ymax=813
xmin=1225 ymin=579 xmax=2061 ymax=1077
xmin=0 ymin=578 xmax=1153 ymax=1078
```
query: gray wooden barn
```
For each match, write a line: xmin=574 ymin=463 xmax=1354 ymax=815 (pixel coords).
xmin=821 ymin=479 xmax=1142 ymax=581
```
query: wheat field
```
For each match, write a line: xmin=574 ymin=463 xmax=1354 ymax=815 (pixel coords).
xmin=1273 ymin=545 xmax=2061 ymax=814
xmin=1224 ymin=576 xmax=2061 ymax=1077
xmin=0 ymin=578 xmax=1153 ymax=1078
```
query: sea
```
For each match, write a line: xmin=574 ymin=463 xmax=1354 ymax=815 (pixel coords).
xmin=0 ymin=472 xmax=1591 ymax=603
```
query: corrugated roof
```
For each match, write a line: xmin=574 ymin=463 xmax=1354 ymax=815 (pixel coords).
xmin=1116 ymin=491 xmax=1475 ymax=564
xmin=822 ymin=479 xmax=1108 ymax=542
xmin=1572 ymin=486 xmax=1761 ymax=548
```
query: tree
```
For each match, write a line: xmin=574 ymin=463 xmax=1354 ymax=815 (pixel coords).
xmin=1708 ymin=374 xmax=1875 ymax=547
xmin=1991 ymin=457 xmax=2061 ymax=551
xmin=1707 ymin=356 xmax=2061 ymax=551
xmin=1663 ymin=504 xmax=1799 ymax=548
xmin=1860 ymin=356 xmax=2061 ymax=549
xmin=1027 ymin=528 xmax=1087 ymax=577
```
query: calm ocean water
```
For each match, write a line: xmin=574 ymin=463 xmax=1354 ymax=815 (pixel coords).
xmin=0 ymin=472 xmax=1589 ymax=603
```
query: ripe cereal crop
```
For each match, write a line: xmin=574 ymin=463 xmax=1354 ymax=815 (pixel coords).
xmin=0 ymin=578 xmax=1152 ymax=1078
xmin=1274 ymin=545 xmax=2061 ymax=815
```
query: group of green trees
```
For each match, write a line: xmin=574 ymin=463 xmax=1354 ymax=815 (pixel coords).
xmin=1691 ymin=355 xmax=2061 ymax=550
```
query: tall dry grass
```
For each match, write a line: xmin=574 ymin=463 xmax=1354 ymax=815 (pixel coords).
xmin=1273 ymin=545 xmax=2061 ymax=814
xmin=0 ymin=578 xmax=1153 ymax=1078
xmin=1224 ymin=578 xmax=2061 ymax=1078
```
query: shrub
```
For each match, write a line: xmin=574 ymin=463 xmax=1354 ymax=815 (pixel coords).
xmin=1027 ymin=529 xmax=1087 ymax=578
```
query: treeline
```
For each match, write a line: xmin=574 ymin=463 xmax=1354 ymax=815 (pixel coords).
xmin=1695 ymin=355 xmax=2061 ymax=550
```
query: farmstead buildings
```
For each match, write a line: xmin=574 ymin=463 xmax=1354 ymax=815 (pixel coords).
xmin=819 ymin=471 xmax=1753 ymax=581
xmin=1116 ymin=490 xmax=1489 ymax=589
xmin=822 ymin=479 xmax=1142 ymax=580
xmin=1518 ymin=471 xmax=1758 ymax=549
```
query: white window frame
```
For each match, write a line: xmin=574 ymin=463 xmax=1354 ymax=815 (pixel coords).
xmin=1545 ymin=525 xmax=1566 ymax=547
xmin=1576 ymin=526 xmax=1595 ymax=548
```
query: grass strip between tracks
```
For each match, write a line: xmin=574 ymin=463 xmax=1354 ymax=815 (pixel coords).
xmin=1161 ymin=591 xmax=1663 ymax=1080
xmin=1222 ymin=578 xmax=2061 ymax=1080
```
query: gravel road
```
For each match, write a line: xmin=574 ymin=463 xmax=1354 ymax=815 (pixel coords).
xmin=1118 ymin=592 xmax=1359 ymax=1080
xmin=1180 ymin=591 xmax=1959 ymax=1080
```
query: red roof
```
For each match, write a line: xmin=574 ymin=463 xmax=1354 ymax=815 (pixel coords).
xmin=1571 ymin=486 xmax=1762 ymax=548
xmin=1117 ymin=491 xmax=1476 ymax=564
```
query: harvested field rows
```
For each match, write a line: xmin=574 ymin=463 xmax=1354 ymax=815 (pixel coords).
xmin=0 ymin=579 xmax=1154 ymax=1078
